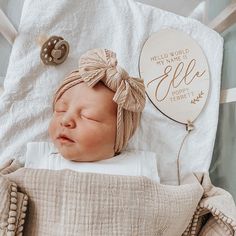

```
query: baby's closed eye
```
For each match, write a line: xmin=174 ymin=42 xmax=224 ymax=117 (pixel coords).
xmin=55 ymin=108 xmax=66 ymax=113
xmin=55 ymin=108 xmax=66 ymax=112
xmin=81 ymin=112 xmax=101 ymax=122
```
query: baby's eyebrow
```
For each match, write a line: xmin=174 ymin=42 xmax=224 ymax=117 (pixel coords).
xmin=54 ymin=99 xmax=67 ymax=111
xmin=81 ymin=106 xmax=103 ymax=116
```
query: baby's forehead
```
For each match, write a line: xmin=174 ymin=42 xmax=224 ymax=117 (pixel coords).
xmin=55 ymin=82 xmax=117 ymax=112
xmin=58 ymin=83 xmax=111 ymax=102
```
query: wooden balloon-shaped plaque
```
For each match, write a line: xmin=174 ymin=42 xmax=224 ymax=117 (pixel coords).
xmin=139 ymin=29 xmax=210 ymax=124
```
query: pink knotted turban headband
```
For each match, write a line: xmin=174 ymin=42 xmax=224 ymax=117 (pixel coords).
xmin=53 ymin=48 xmax=146 ymax=154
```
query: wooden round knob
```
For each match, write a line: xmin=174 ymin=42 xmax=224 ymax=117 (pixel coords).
xmin=40 ymin=36 xmax=69 ymax=65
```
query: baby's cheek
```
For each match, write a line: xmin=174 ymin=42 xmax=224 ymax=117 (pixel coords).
xmin=81 ymin=125 xmax=104 ymax=148
xmin=82 ymin=125 xmax=111 ymax=148
xmin=48 ymin=117 xmax=58 ymax=139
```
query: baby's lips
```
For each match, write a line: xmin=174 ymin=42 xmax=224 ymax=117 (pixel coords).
xmin=57 ymin=133 xmax=75 ymax=143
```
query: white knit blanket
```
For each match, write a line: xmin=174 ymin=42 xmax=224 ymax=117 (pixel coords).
xmin=0 ymin=0 xmax=223 ymax=185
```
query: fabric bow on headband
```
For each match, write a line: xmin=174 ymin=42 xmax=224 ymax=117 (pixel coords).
xmin=78 ymin=49 xmax=145 ymax=112
xmin=54 ymin=48 xmax=146 ymax=154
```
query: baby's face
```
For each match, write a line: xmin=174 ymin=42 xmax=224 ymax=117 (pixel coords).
xmin=49 ymin=82 xmax=117 ymax=162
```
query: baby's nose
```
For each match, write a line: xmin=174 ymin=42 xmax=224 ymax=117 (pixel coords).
xmin=60 ymin=115 xmax=75 ymax=128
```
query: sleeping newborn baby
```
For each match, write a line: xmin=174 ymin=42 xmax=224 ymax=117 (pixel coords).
xmin=25 ymin=48 xmax=159 ymax=182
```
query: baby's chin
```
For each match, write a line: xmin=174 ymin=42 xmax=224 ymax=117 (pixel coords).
xmin=57 ymin=146 xmax=114 ymax=162
xmin=56 ymin=146 xmax=80 ymax=162
xmin=55 ymin=145 xmax=91 ymax=162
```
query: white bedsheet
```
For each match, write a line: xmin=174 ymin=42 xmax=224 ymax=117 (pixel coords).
xmin=0 ymin=0 xmax=223 ymax=185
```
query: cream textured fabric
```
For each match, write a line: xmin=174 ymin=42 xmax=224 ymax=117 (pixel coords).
xmin=198 ymin=217 xmax=230 ymax=236
xmin=1 ymin=161 xmax=236 ymax=236
xmin=0 ymin=161 xmax=28 ymax=236
xmin=183 ymin=173 xmax=236 ymax=236
xmin=53 ymin=48 xmax=146 ymax=154
xmin=1 ymin=160 xmax=202 ymax=236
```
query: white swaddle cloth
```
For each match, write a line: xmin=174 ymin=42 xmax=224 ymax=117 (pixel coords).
xmin=25 ymin=142 xmax=160 ymax=182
